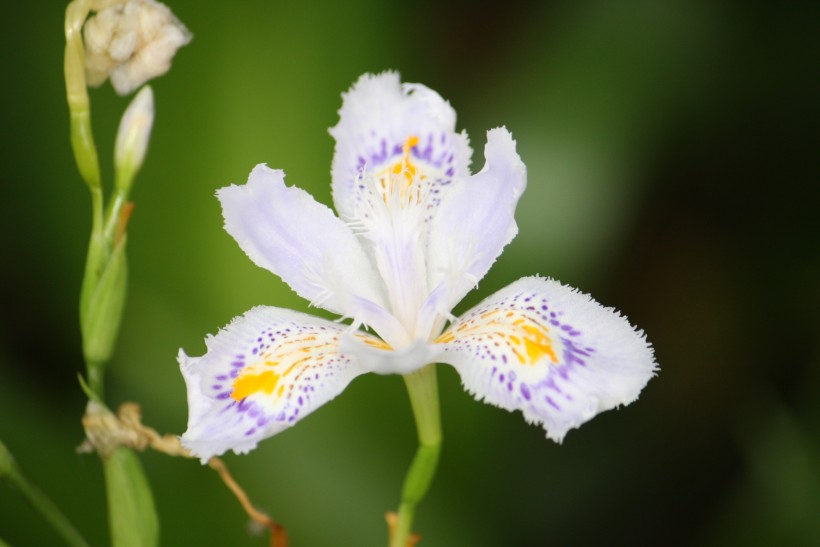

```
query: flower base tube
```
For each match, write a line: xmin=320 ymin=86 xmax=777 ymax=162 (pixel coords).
xmin=391 ymin=364 xmax=442 ymax=547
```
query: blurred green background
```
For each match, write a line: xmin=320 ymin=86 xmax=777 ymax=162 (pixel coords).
xmin=2 ymin=0 xmax=819 ymax=545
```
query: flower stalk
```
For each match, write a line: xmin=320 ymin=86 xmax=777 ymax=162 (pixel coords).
xmin=65 ymin=0 xmax=100 ymax=191
xmin=63 ymin=2 xmax=179 ymax=544
xmin=391 ymin=364 xmax=442 ymax=547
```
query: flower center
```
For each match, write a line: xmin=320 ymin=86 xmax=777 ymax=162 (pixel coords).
xmin=354 ymin=136 xmax=451 ymax=343
xmin=374 ymin=135 xmax=427 ymax=208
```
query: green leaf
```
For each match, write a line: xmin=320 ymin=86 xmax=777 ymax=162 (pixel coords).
xmin=104 ymin=447 xmax=159 ymax=547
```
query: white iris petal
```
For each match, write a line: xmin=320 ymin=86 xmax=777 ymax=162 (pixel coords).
xmin=179 ymin=71 xmax=656 ymax=461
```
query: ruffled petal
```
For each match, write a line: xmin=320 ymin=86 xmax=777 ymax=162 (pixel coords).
xmin=425 ymin=128 xmax=527 ymax=319
xmin=436 ymin=276 xmax=656 ymax=442
xmin=179 ymin=306 xmax=369 ymax=462
xmin=218 ymin=165 xmax=389 ymax=325
xmin=329 ymin=71 xmax=472 ymax=222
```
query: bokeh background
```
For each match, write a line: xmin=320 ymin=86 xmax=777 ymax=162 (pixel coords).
xmin=2 ymin=0 xmax=819 ymax=545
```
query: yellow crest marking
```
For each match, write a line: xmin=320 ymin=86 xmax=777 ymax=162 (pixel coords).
xmin=231 ymin=370 xmax=281 ymax=401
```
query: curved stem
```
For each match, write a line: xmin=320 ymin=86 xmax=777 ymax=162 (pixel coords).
xmin=0 ymin=442 xmax=90 ymax=547
xmin=391 ymin=364 xmax=442 ymax=547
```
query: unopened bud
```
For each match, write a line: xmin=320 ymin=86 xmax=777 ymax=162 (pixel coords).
xmin=83 ymin=0 xmax=191 ymax=96
xmin=115 ymin=85 xmax=154 ymax=186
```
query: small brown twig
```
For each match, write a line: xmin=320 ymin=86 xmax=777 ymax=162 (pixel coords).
xmin=80 ymin=401 xmax=287 ymax=546
xmin=208 ymin=457 xmax=287 ymax=547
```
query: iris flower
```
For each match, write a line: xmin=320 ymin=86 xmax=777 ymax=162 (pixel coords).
xmin=179 ymin=71 xmax=655 ymax=543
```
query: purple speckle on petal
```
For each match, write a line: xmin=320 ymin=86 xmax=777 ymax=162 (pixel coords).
xmin=520 ymin=384 xmax=532 ymax=400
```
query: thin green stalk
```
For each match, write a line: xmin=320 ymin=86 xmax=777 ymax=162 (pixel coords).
xmin=65 ymin=6 xmax=158 ymax=546
xmin=79 ymin=186 xmax=106 ymax=397
xmin=0 ymin=442 xmax=90 ymax=547
xmin=392 ymin=364 xmax=442 ymax=547
xmin=102 ymin=188 xmax=129 ymax=245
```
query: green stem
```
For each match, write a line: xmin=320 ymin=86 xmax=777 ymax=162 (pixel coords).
xmin=84 ymin=358 xmax=105 ymax=398
xmin=103 ymin=188 xmax=128 ymax=244
xmin=69 ymin=109 xmax=101 ymax=190
xmin=391 ymin=364 xmax=442 ymax=547
xmin=0 ymin=442 xmax=90 ymax=547
xmin=79 ymin=185 xmax=107 ymax=398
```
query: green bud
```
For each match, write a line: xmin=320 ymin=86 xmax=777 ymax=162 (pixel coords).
xmin=115 ymin=86 xmax=155 ymax=192
xmin=104 ymin=447 xmax=159 ymax=547
xmin=81 ymin=236 xmax=128 ymax=380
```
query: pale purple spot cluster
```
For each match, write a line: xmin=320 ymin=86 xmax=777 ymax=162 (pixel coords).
xmin=442 ymin=289 xmax=596 ymax=417
xmin=350 ymin=130 xmax=459 ymax=214
xmin=532 ymin=330 xmax=597 ymax=414
xmin=210 ymin=354 xmax=246 ymax=400
xmin=201 ymin=320 xmax=351 ymax=440
xmin=354 ymin=130 xmax=457 ymax=173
